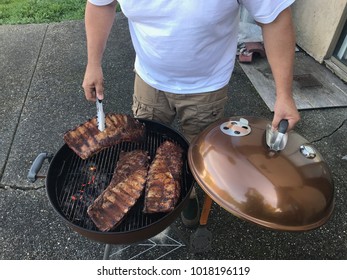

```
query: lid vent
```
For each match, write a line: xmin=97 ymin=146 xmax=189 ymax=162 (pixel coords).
xmin=220 ymin=118 xmax=251 ymax=137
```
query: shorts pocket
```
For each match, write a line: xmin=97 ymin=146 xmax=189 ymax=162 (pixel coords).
xmin=181 ymin=96 xmax=228 ymax=138
xmin=132 ymin=95 xmax=155 ymax=119
xmin=195 ymin=96 xmax=228 ymax=127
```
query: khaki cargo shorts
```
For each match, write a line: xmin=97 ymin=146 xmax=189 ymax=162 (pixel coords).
xmin=132 ymin=73 xmax=229 ymax=142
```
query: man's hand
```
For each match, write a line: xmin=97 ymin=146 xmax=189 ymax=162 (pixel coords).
xmin=272 ymin=94 xmax=300 ymax=131
xmin=82 ymin=64 xmax=104 ymax=102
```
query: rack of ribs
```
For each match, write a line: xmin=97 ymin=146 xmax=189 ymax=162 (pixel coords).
xmin=63 ymin=114 xmax=145 ymax=160
xmin=143 ymin=141 xmax=183 ymax=213
xmin=87 ymin=150 xmax=149 ymax=231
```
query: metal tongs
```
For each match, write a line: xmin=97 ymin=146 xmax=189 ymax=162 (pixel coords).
xmin=266 ymin=119 xmax=289 ymax=152
xmin=96 ymin=98 xmax=106 ymax=131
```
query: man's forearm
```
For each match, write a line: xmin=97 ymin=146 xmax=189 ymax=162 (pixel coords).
xmin=85 ymin=1 xmax=117 ymax=67
xmin=261 ymin=7 xmax=296 ymax=100
xmin=259 ymin=7 xmax=299 ymax=130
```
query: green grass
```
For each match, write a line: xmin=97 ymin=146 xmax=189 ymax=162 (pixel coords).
xmin=0 ymin=0 xmax=87 ymax=25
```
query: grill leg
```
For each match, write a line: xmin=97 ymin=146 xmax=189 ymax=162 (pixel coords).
xmin=103 ymin=244 xmax=112 ymax=260
xmin=200 ymin=194 xmax=213 ymax=226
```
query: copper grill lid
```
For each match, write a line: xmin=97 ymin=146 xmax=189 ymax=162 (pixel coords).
xmin=188 ymin=116 xmax=334 ymax=231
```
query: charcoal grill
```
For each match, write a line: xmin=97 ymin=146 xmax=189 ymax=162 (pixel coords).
xmin=28 ymin=119 xmax=194 ymax=246
xmin=30 ymin=115 xmax=335 ymax=257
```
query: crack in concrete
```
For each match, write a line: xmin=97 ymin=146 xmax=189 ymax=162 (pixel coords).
xmin=0 ymin=24 xmax=49 ymax=182
xmin=0 ymin=183 xmax=45 ymax=191
xmin=311 ymin=118 xmax=347 ymax=144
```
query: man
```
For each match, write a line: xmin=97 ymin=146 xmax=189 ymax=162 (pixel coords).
xmin=82 ymin=0 xmax=300 ymax=227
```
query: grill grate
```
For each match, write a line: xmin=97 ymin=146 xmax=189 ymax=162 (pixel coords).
xmin=55 ymin=128 xmax=191 ymax=233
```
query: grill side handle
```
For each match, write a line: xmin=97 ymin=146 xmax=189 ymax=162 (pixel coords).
xmin=27 ymin=152 xmax=54 ymax=183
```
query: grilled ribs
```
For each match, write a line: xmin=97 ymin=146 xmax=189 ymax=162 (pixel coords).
xmin=87 ymin=150 xmax=149 ymax=231
xmin=143 ymin=141 xmax=183 ymax=213
xmin=63 ymin=114 xmax=145 ymax=160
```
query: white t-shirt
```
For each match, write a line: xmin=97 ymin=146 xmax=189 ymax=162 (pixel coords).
xmin=89 ymin=0 xmax=294 ymax=94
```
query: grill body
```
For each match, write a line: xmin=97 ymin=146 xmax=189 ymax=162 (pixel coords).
xmin=45 ymin=119 xmax=194 ymax=244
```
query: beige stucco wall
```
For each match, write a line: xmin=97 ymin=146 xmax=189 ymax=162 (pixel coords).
xmin=292 ymin=0 xmax=347 ymax=63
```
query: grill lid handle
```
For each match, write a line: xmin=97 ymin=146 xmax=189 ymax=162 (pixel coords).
xmin=27 ymin=152 xmax=54 ymax=183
